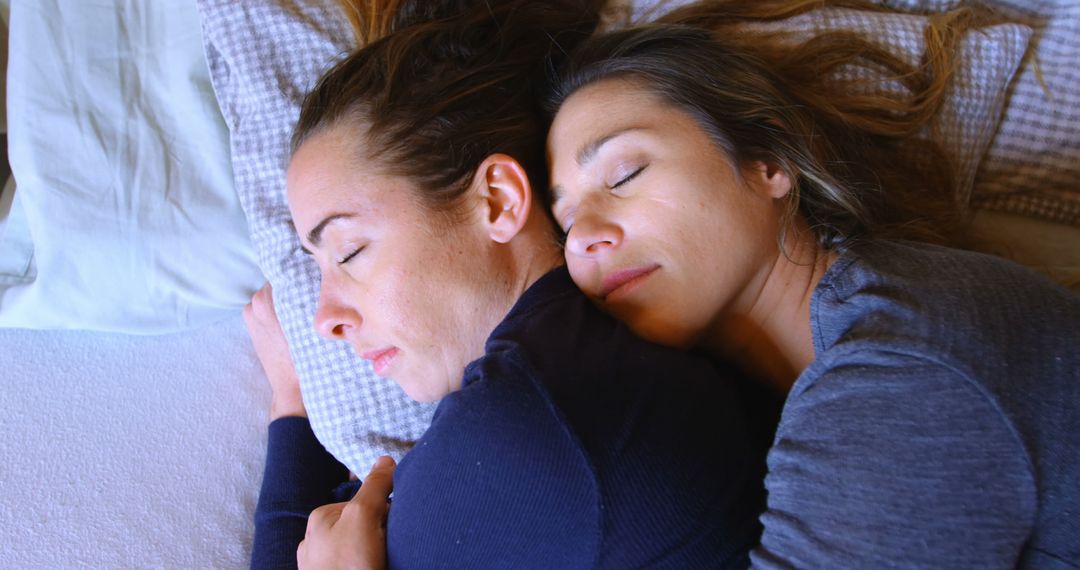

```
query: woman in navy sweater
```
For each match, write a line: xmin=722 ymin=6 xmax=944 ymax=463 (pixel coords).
xmin=243 ymin=1 xmax=776 ymax=568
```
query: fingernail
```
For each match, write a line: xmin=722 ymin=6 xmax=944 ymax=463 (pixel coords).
xmin=375 ymin=455 xmax=392 ymax=468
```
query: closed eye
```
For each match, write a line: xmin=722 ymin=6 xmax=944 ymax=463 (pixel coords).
xmin=551 ymin=201 xmax=574 ymax=234
xmin=557 ymin=212 xmax=575 ymax=235
xmin=611 ymin=165 xmax=646 ymax=189
xmin=555 ymin=224 xmax=570 ymax=247
xmin=337 ymin=247 xmax=364 ymax=265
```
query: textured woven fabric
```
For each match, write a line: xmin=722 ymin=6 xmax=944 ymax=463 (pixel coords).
xmin=196 ymin=0 xmax=436 ymax=474
xmin=752 ymin=9 xmax=1030 ymax=210
xmin=612 ymin=0 xmax=1032 ymax=216
xmin=965 ymin=1 xmax=1080 ymax=226
xmin=879 ymin=0 xmax=1080 ymax=226
xmin=623 ymin=1 xmax=1079 ymax=226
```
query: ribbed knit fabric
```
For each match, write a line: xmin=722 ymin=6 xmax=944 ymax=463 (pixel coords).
xmin=386 ymin=267 xmax=772 ymax=568
xmin=251 ymin=266 xmax=775 ymax=569
xmin=251 ymin=417 xmax=349 ymax=570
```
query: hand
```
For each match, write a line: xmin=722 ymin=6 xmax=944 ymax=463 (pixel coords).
xmin=298 ymin=456 xmax=396 ymax=570
xmin=243 ymin=283 xmax=306 ymax=420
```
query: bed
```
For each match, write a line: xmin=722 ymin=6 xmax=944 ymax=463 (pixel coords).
xmin=1 ymin=0 xmax=1077 ymax=567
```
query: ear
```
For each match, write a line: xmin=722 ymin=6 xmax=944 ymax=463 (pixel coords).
xmin=746 ymin=160 xmax=794 ymax=200
xmin=470 ymin=153 xmax=533 ymax=244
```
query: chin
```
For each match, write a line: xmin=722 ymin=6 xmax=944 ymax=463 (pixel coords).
xmin=396 ymin=373 xmax=453 ymax=403
xmin=399 ymin=384 xmax=446 ymax=403
xmin=616 ymin=306 xmax=698 ymax=350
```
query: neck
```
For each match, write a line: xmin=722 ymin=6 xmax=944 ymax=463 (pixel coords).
xmin=501 ymin=214 xmax=565 ymax=311
xmin=460 ymin=218 xmax=562 ymax=378
xmin=705 ymin=222 xmax=834 ymax=395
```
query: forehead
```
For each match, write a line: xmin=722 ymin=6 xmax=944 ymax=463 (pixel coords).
xmin=553 ymin=79 xmax=641 ymax=133
xmin=548 ymin=79 xmax=688 ymax=159
xmin=288 ymin=126 xmax=361 ymax=201
xmin=286 ymin=127 xmax=416 ymax=238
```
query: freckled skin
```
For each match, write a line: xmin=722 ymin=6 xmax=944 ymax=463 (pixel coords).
xmin=287 ymin=127 xmax=520 ymax=402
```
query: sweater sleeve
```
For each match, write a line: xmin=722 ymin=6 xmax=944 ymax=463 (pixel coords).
xmin=250 ymin=416 xmax=350 ymax=570
xmin=751 ymin=351 xmax=1037 ymax=569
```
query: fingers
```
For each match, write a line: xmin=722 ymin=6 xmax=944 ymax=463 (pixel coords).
xmin=298 ymin=502 xmax=345 ymax=570
xmin=255 ymin=283 xmax=275 ymax=314
xmin=242 ymin=293 xmax=259 ymax=332
xmin=349 ymin=456 xmax=396 ymax=527
xmin=306 ymin=501 xmax=348 ymax=537
xmin=251 ymin=283 xmax=276 ymax=319
xmin=304 ymin=455 xmax=394 ymax=535
xmin=243 ymin=283 xmax=271 ymax=332
xmin=257 ymin=282 xmax=273 ymax=301
xmin=297 ymin=458 xmax=394 ymax=570
xmin=357 ymin=456 xmax=396 ymax=502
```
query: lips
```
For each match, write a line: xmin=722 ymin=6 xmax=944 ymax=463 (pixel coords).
xmin=599 ymin=265 xmax=659 ymax=301
xmin=361 ymin=347 xmax=400 ymax=376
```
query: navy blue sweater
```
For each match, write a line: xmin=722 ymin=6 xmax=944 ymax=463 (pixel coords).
xmin=253 ymin=266 xmax=775 ymax=569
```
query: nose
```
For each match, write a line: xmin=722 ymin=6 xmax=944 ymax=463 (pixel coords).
xmin=313 ymin=272 xmax=362 ymax=341
xmin=564 ymin=207 xmax=623 ymax=259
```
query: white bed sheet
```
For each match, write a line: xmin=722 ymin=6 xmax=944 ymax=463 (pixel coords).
xmin=0 ymin=314 xmax=268 ymax=569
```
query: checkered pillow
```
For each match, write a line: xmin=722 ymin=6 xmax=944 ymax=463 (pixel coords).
xmin=196 ymin=0 xmax=436 ymax=474
xmin=624 ymin=0 xmax=1079 ymax=226
xmin=766 ymin=9 xmax=1032 ymax=211
xmin=611 ymin=1 xmax=1033 ymax=216
xmin=961 ymin=0 xmax=1080 ymax=226
xmin=880 ymin=0 xmax=1080 ymax=226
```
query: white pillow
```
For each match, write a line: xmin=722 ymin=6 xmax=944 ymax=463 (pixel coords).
xmin=0 ymin=0 xmax=264 ymax=333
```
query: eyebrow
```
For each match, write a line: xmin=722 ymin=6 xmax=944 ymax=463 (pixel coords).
xmin=576 ymin=127 xmax=641 ymax=166
xmin=551 ymin=127 xmax=643 ymax=204
xmin=305 ymin=213 xmax=357 ymax=250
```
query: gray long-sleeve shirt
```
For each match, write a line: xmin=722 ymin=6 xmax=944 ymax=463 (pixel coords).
xmin=753 ymin=240 xmax=1079 ymax=569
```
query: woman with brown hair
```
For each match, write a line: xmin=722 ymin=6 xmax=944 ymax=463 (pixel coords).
xmin=245 ymin=1 xmax=774 ymax=568
xmin=250 ymin=0 xmax=1078 ymax=567
xmin=543 ymin=3 xmax=1080 ymax=567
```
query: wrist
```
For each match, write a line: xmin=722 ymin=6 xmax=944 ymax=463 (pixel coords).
xmin=269 ymin=393 xmax=307 ymax=421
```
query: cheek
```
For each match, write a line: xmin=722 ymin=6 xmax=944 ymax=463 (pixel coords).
xmin=359 ymin=249 xmax=431 ymax=329
xmin=565 ymin=255 xmax=594 ymax=291
xmin=671 ymin=183 xmax=771 ymax=257
xmin=384 ymin=243 xmax=483 ymax=347
xmin=631 ymin=197 xmax=706 ymax=261
xmin=374 ymin=273 xmax=457 ymax=398
xmin=380 ymin=267 xmax=437 ymax=332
